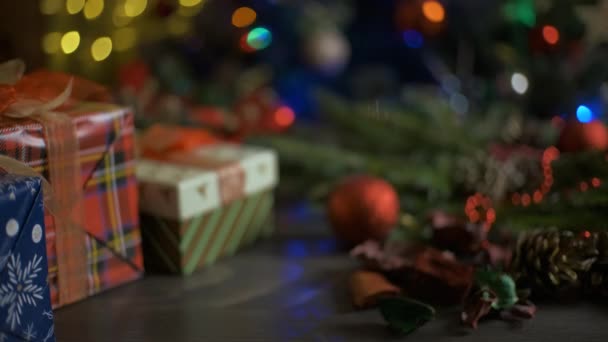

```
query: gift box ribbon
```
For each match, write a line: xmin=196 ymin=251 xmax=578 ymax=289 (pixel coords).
xmin=167 ymin=151 xmax=246 ymax=205
xmin=0 ymin=59 xmax=88 ymax=306
xmin=140 ymin=124 xmax=246 ymax=204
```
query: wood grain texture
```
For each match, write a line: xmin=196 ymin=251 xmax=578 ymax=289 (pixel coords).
xmin=55 ymin=208 xmax=608 ymax=341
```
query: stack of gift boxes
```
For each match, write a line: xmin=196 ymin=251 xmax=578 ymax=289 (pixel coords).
xmin=0 ymin=60 xmax=278 ymax=340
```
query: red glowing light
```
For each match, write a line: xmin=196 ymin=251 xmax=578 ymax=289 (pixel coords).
xmin=469 ymin=211 xmax=480 ymax=223
xmin=542 ymin=25 xmax=560 ymax=45
xmin=543 ymin=146 xmax=560 ymax=161
xmin=580 ymin=182 xmax=589 ymax=192
xmin=512 ymin=193 xmax=521 ymax=205
xmin=239 ymin=33 xmax=256 ymax=53
xmin=486 ymin=208 xmax=496 ymax=223
xmin=533 ymin=190 xmax=543 ymax=203
xmin=470 ymin=195 xmax=479 ymax=206
xmin=521 ymin=194 xmax=531 ymax=207
xmin=591 ymin=177 xmax=601 ymax=188
xmin=583 ymin=230 xmax=591 ymax=239
xmin=274 ymin=106 xmax=295 ymax=127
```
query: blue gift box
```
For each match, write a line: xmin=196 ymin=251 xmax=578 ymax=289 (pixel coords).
xmin=0 ymin=174 xmax=55 ymax=342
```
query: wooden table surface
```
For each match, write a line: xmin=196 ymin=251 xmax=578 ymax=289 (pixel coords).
xmin=55 ymin=204 xmax=608 ymax=341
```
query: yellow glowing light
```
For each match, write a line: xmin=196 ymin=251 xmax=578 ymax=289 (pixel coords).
xmin=124 ymin=0 xmax=147 ymax=17
xmin=42 ymin=32 xmax=62 ymax=54
xmin=232 ymin=7 xmax=256 ymax=28
xmin=422 ymin=0 xmax=445 ymax=23
xmin=91 ymin=37 xmax=113 ymax=61
xmin=40 ymin=0 xmax=62 ymax=15
xmin=168 ymin=17 xmax=191 ymax=36
xmin=66 ymin=0 xmax=85 ymax=14
xmin=179 ymin=0 xmax=202 ymax=8
xmin=84 ymin=0 xmax=104 ymax=19
xmin=113 ymin=27 xmax=137 ymax=51
xmin=177 ymin=4 xmax=202 ymax=17
xmin=113 ymin=5 xmax=133 ymax=26
xmin=60 ymin=31 xmax=81 ymax=54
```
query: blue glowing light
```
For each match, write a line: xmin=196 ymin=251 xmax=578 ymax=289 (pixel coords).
xmin=576 ymin=105 xmax=593 ymax=123
xmin=403 ymin=30 xmax=423 ymax=48
xmin=284 ymin=240 xmax=309 ymax=258
xmin=246 ymin=27 xmax=272 ymax=50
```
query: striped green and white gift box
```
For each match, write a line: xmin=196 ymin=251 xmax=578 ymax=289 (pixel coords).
xmin=137 ymin=144 xmax=278 ymax=275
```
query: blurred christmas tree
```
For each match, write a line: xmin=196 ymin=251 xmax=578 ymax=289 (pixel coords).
xmin=35 ymin=0 xmax=608 ymax=229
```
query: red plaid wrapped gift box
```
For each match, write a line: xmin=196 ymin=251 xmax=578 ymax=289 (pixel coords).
xmin=0 ymin=102 xmax=143 ymax=308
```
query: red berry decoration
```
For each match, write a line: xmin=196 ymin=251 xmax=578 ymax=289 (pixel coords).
xmin=327 ymin=175 xmax=400 ymax=245
xmin=558 ymin=120 xmax=608 ymax=152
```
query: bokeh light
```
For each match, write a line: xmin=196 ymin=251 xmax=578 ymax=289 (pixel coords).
xmin=179 ymin=0 xmax=203 ymax=7
xmin=113 ymin=6 xmax=133 ymax=26
xmin=521 ymin=193 xmax=531 ymax=207
xmin=239 ymin=33 xmax=256 ymax=53
xmin=40 ymin=0 xmax=62 ymax=15
xmin=91 ymin=37 xmax=113 ymax=61
xmin=246 ymin=27 xmax=272 ymax=50
xmin=178 ymin=4 xmax=202 ymax=17
xmin=66 ymin=0 xmax=85 ymax=14
xmin=42 ymin=32 xmax=62 ymax=54
xmin=533 ymin=190 xmax=543 ymax=203
xmin=113 ymin=27 xmax=137 ymax=52
xmin=232 ymin=7 xmax=257 ymax=28
xmin=124 ymin=0 xmax=147 ymax=17
xmin=403 ymin=29 xmax=423 ymax=48
xmin=60 ymin=31 xmax=81 ymax=54
xmin=504 ymin=1 xmax=536 ymax=27
xmin=576 ymin=105 xmax=593 ymax=123
xmin=274 ymin=106 xmax=295 ymax=127
xmin=422 ymin=1 xmax=445 ymax=23
xmin=542 ymin=25 xmax=559 ymax=45
xmin=84 ymin=0 xmax=104 ymax=20
xmin=511 ymin=72 xmax=529 ymax=95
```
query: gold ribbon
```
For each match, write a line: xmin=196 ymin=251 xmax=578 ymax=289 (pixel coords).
xmin=0 ymin=59 xmax=87 ymax=306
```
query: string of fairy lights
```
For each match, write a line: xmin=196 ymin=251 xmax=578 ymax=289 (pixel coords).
xmin=42 ymin=0 xmax=185 ymax=57
xmin=38 ymin=0 xmax=272 ymax=79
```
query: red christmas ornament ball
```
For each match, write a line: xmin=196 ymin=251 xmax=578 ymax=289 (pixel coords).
xmin=558 ymin=120 xmax=608 ymax=152
xmin=327 ymin=175 xmax=400 ymax=245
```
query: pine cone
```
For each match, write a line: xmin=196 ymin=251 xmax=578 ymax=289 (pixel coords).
xmin=510 ymin=230 xmax=599 ymax=298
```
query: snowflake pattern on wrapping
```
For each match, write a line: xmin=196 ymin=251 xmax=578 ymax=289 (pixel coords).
xmin=0 ymin=174 xmax=54 ymax=341
xmin=22 ymin=323 xmax=37 ymax=340
xmin=0 ymin=254 xmax=45 ymax=330
xmin=0 ymin=175 xmax=38 ymax=202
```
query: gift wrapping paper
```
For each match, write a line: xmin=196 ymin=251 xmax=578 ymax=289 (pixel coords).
xmin=0 ymin=102 xmax=143 ymax=308
xmin=138 ymin=144 xmax=277 ymax=274
xmin=0 ymin=174 xmax=55 ymax=341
